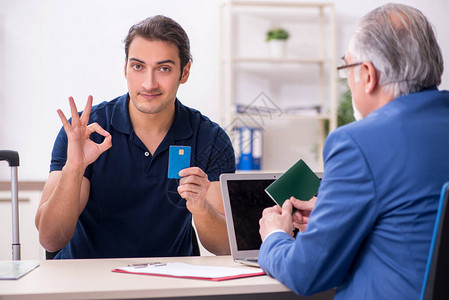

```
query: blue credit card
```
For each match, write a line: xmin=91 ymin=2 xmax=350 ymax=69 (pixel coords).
xmin=168 ymin=146 xmax=191 ymax=179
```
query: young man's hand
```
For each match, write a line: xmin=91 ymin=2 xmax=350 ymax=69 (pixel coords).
xmin=57 ymin=96 xmax=112 ymax=171
xmin=177 ymin=167 xmax=211 ymax=213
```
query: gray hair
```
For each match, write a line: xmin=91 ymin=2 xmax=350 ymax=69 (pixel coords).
xmin=348 ymin=3 xmax=443 ymax=98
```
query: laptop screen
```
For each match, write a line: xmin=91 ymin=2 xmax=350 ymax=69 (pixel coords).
xmin=226 ymin=179 xmax=277 ymax=251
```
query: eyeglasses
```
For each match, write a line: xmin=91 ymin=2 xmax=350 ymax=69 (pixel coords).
xmin=336 ymin=62 xmax=363 ymax=79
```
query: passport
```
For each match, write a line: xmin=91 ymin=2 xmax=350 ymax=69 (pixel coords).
xmin=265 ymin=159 xmax=321 ymax=207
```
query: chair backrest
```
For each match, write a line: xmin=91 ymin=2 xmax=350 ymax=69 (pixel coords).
xmin=420 ymin=182 xmax=449 ymax=300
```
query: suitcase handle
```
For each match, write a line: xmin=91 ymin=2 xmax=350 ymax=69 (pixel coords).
xmin=0 ymin=150 xmax=21 ymax=260
xmin=0 ymin=150 xmax=20 ymax=167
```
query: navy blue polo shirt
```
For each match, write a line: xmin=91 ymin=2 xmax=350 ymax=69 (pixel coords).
xmin=50 ymin=93 xmax=235 ymax=259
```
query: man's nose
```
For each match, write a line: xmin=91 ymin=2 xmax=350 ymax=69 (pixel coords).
xmin=141 ymin=71 xmax=158 ymax=90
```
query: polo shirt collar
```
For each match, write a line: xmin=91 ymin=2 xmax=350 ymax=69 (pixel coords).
xmin=110 ymin=93 xmax=193 ymax=141
xmin=170 ymin=98 xmax=193 ymax=141
xmin=110 ymin=94 xmax=132 ymax=134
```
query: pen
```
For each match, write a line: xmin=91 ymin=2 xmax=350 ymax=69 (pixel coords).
xmin=128 ymin=262 xmax=167 ymax=268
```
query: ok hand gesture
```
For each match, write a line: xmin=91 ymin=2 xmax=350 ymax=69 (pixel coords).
xmin=57 ymin=96 xmax=112 ymax=171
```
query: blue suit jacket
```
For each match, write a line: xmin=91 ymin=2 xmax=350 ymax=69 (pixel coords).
xmin=258 ymin=87 xmax=449 ymax=299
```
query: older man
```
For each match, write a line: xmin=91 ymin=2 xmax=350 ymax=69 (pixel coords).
xmin=258 ymin=3 xmax=449 ymax=299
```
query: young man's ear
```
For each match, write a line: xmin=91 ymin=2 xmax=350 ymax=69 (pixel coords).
xmin=124 ymin=58 xmax=128 ymax=78
xmin=180 ymin=61 xmax=191 ymax=84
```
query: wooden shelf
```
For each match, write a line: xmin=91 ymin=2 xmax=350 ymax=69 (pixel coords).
xmin=224 ymin=1 xmax=334 ymax=9
xmin=219 ymin=1 xmax=337 ymax=171
xmin=225 ymin=57 xmax=331 ymax=64
xmin=230 ymin=111 xmax=332 ymax=121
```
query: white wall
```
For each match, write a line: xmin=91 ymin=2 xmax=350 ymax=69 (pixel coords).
xmin=1 ymin=0 xmax=448 ymax=181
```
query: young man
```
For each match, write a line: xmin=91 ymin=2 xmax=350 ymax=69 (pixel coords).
xmin=258 ymin=4 xmax=449 ymax=299
xmin=35 ymin=15 xmax=235 ymax=259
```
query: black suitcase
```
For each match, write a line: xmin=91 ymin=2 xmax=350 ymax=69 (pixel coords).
xmin=0 ymin=150 xmax=21 ymax=260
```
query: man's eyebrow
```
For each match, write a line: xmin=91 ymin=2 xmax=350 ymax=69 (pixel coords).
xmin=129 ymin=57 xmax=146 ymax=64
xmin=128 ymin=58 xmax=176 ymax=66
xmin=157 ymin=59 xmax=176 ymax=65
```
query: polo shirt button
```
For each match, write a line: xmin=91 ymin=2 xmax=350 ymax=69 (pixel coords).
xmin=144 ymin=151 xmax=150 ymax=157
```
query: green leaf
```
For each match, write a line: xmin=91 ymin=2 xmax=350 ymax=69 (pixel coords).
xmin=266 ymin=28 xmax=290 ymax=41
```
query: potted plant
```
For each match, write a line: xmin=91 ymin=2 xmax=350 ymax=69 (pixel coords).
xmin=323 ymin=80 xmax=355 ymax=137
xmin=266 ymin=28 xmax=290 ymax=58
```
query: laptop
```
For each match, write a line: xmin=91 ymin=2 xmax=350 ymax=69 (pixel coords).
xmin=220 ymin=172 xmax=282 ymax=267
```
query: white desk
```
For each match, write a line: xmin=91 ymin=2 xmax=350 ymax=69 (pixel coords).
xmin=0 ymin=256 xmax=334 ymax=300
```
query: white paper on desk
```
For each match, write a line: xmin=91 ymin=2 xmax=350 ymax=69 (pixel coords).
xmin=0 ymin=261 xmax=39 ymax=280
xmin=113 ymin=262 xmax=265 ymax=281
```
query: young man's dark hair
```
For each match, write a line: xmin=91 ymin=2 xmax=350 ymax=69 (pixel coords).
xmin=124 ymin=15 xmax=192 ymax=78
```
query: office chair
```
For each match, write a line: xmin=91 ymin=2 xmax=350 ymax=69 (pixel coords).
xmin=420 ymin=182 xmax=449 ymax=300
xmin=46 ymin=250 xmax=60 ymax=260
xmin=46 ymin=226 xmax=200 ymax=259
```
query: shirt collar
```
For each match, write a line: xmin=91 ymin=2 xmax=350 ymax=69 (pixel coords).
xmin=111 ymin=94 xmax=132 ymax=134
xmin=169 ymin=98 xmax=193 ymax=141
xmin=110 ymin=93 xmax=193 ymax=141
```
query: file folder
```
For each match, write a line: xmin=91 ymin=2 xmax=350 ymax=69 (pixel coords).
xmin=113 ymin=262 xmax=265 ymax=281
